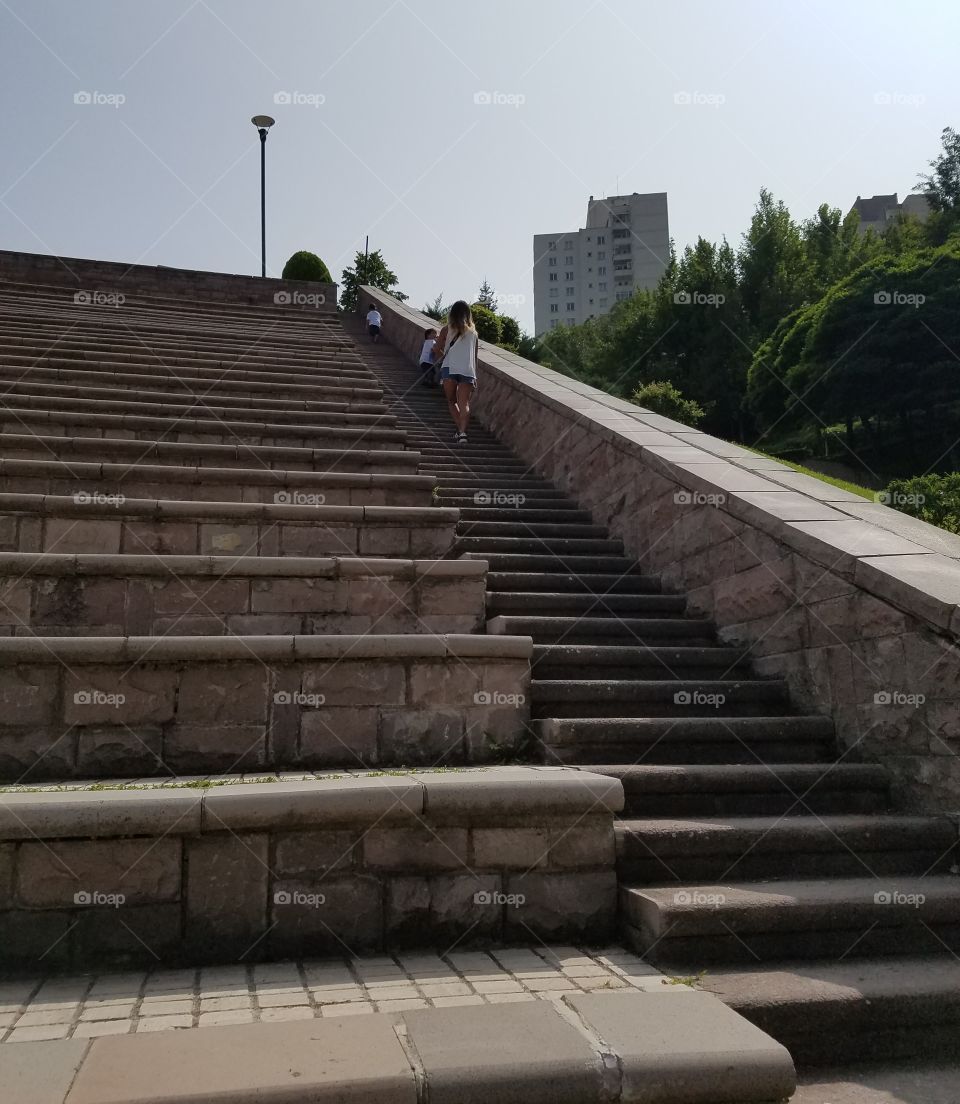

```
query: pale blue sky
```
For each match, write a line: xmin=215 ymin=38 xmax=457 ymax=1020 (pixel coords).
xmin=1 ymin=0 xmax=957 ymax=332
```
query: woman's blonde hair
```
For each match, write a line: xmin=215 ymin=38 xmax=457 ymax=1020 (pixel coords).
xmin=447 ymin=300 xmax=475 ymax=337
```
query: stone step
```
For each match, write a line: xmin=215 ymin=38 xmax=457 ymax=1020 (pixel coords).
xmin=578 ymin=763 xmax=890 ymax=816
xmin=536 ymin=715 xmax=837 ymax=765
xmin=0 ymin=494 xmax=455 ymax=559
xmin=620 ymin=876 xmax=960 ymax=966
xmin=489 ymin=572 xmax=662 ymax=594
xmin=615 ymin=815 xmax=957 ymax=882
xmin=0 ymin=633 xmax=532 ymax=780
xmin=0 ymin=553 xmax=486 ymax=637
xmin=531 ymin=678 xmax=791 ymax=719
xmin=487 ymin=592 xmax=687 ymax=616
xmin=700 ymin=955 xmax=960 ymax=1067
xmin=0 ymin=389 xmax=396 ymax=427
xmin=531 ymin=643 xmax=751 ymax=681
xmin=0 ymin=432 xmax=421 ymax=473
xmin=0 ymin=404 xmax=406 ymax=450
xmin=487 ymin=614 xmax=715 ymax=645
xmin=459 ymin=521 xmax=610 ymax=539
xmin=0 ymin=361 xmax=382 ymax=402
xmin=454 ymin=536 xmax=624 ymax=555
xmin=0 ymin=376 xmax=389 ymax=415
xmin=0 ymin=458 xmax=436 ymax=508
xmin=437 ymin=479 xmax=565 ymax=493
xmin=0 ymin=766 xmax=617 ymax=968
xmin=450 ymin=506 xmax=590 ymax=521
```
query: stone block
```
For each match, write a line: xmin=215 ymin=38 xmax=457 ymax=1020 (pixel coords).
xmin=121 ymin=521 xmax=197 ymax=556
xmin=363 ymin=827 xmax=469 ymax=871
xmin=0 ymin=1038 xmax=88 ymax=1104
xmin=280 ymin=522 xmax=358 ymax=556
xmin=164 ymin=723 xmax=267 ymax=772
xmin=44 ymin=518 xmax=122 ymax=555
xmin=269 ymin=875 xmax=381 ymax=957
xmin=72 ymin=902 xmax=182 ymax=968
xmin=0 ymin=665 xmax=58 ymax=725
xmin=472 ymin=827 xmax=551 ymax=869
xmin=547 ymin=820 xmax=616 ymax=869
xmin=273 ymin=830 xmax=359 ymax=876
xmin=409 ymin=661 xmax=480 ymax=705
xmin=250 ymin=577 xmax=338 ymax=614
xmin=199 ymin=524 xmax=259 ymax=556
xmin=185 ymin=833 xmax=268 ymax=959
xmin=17 ymin=837 xmax=181 ymax=908
xmin=302 ymin=660 xmax=405 ymax=706
xmin=176 ymin=665 xmax=268 ymax=723
xmin=299 ymin=708 xmax=378 ymax=766
xmin=63 ymin=667 xmax=177 ymax=726
xmin=76 ymin=725 xmax=164 ymax=777
xmin=504 ymin=871 xmax=617 ymax=941
xmin=380 ymin=709 xmax=465 ymax=765
xmin=0 ymin=908 xmax=72 ymax=971
xmin=386 ymin=874 xmax=501 ymax=944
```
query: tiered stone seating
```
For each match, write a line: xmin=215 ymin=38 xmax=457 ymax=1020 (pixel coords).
xmin=0 ymin=272 xmax=622 ymax=977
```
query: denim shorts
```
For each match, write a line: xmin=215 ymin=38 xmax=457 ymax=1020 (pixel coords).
xmin=440 ymin=367 xmax=476 ymax=386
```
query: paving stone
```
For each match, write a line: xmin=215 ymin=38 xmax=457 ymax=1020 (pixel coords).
xmin=139 ymin=999 xmax=193 ymax=1017
xmin=12 ymin=1005 xmax=80 ymax=1027
xmin=321 ymin=1001 xmax=374 ymax=1016
xmin=310 ymin=986 xmax=365 ymax=1004
xmin=485 ymin=992 xmax=537 ymax=1004
xmin=376 ymin=997 xmax=428 ymax=1012
xmin=0 ymin=1037 xmax=87 ymax=1100
xmin=431 ymin=995 xmax=485 ymax=1007
xmin=471 ymin=979 xmax=524 ymax=994
xmin=199 ymin=995 xmax=252 ymax=1013
xmin=197 ymin=1009 xmax=256 ymax=1027
xmin=402 ymin=1000 xmax=602 ymax=1104
xmin=136 ymin=1014 xmax=194 ymax=1032
xmin=418 ymin=982 xmax=473 ymax=999
xmin=80 ymin=1000 xmax=136 ymax=1021
xmin=366 ymin=985 xmax=420 ymax=1001
xmin=259 ymin=1005 xmax=315 ymax=1022
xmin=256 ymin=989 xmax=310 ymax=1008
xmin=73 ymin=1019 xmax=132 ymax=1038
xmin=7 ymin=1023 xmax=72 ymax=1042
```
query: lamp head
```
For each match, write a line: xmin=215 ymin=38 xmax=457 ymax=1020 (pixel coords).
xmin=251 ymin=115 xmax=276 ymax=130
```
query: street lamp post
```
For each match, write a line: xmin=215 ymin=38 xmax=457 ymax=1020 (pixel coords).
xmin=251 ymin=115 xmax=275 ymax=277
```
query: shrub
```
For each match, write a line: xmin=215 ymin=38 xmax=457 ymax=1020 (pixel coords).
xmin=281 ymin=251 xmax=332 ymax=283
xmin=631 ymin=380 xmax=705 ymax=428
xmin=470 ymin=303 xmax=502 ymax=343
xmin=881 ymin=472 xmax=960 ymax=533
xmin=498 ymin=315 xmax=521 ymax=348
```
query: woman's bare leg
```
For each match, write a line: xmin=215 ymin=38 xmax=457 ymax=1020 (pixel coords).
xmin=442 ymin=378 xmax=460 ymax=432
xmin=456 ymin=382 xmax=472 ymax=435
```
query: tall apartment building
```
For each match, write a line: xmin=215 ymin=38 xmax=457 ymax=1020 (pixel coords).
xmin=533 ymin=192 xmax=669 ymax=336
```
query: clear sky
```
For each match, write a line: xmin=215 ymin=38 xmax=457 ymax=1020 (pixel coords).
xmin=1 ymin=0 xmax=957 ymax=332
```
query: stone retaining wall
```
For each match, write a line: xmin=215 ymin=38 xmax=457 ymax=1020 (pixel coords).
xmin=0 ymin=555 xmax=486 ymax=637
xmin=0 ymin=768 xmax=618 ymax=970
xmin=361 ymin=287 xmax=960 ymax=811
xmin=0 ymin=635 xmax=530 ymax=779
xmin=0 ymin=249 xmax=338 ymax=310
xmin=0 ymin=497 xmax=455 ymax=558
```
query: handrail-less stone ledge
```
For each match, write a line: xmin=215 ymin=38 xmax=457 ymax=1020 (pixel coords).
xmin=361 ymin=287 xmax=960 ymax=811
xmin=0 ymin=632 xmax=531 ymax=664
xmin=0 ymin=996 xmax=795 ymax=1104
xmin=0 ymin=431 xmax=420 ymax=470
xmin=0 ymin=492 xmax=457 ymax=524
xmin=0 ymin=552 xmax=485 ymax=578
xmin=0 ymin=766 xmax=620 ymax=839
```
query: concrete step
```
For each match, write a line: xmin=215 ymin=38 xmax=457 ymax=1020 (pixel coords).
xmin=701 ymin=955 xmax=960 ymax=1067
xmin=532 ymin=644 xmax=750 ymax=681
xmin=451 ymin=507 xmax=591 ymax=521
xmin=0 ymin=553 xmax=486 ymax=637
xmin=459 ymin=521 xmax=611 ymax=539
xmin=537 ymin=715 xmax=837 ymax=765
xmin=0 ymin=458 xmax=436 ymax=508
xmin=620 ymin=876 xmax=960 ymax=966
xmin=578 ymin=763 xmax=891 ymax=816
xmin=0 ymin=431 xmax=421 ymax=474
xmin=488 ymin=614 xmax=715 ymax=645
xmin=454 ymin=536 xmax=625 ymax=555
xmin=615 ymin=815 xmax=957 ymax=882
xmin=488 ymin=592 xmax=687 ymax=616
xmin=531 ymin=678 xmax=791 ymax=719
xmin=490 ymin=572 xmax=662 ymax=594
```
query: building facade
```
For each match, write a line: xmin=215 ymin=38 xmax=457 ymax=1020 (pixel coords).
xmin=849 ymin=192 xmax=931 ymax=235
xmin=533 ymin=192 xmax=669 ymax=336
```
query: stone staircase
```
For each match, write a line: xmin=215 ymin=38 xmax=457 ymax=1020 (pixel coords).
xmin=351 ymin=319 xmax=960 ymax=1071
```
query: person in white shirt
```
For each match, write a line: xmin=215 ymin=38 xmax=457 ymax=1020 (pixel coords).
xmin=366 ymin=304 xmax=382 ymax=343
xmin=432 ymin=300 xmax=478 ymax=444
xmin=418 ymin=327 xmax=438 ymax=387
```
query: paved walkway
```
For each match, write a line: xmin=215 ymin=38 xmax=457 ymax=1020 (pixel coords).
xmin=794 ymin=1064 xmax=960 ymax=1103
xmin=0 ymin=944 xmax=673 ymax=1044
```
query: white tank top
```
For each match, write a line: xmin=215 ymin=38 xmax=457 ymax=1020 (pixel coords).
xmin=442 ymin=329 xmax=478 ymax=378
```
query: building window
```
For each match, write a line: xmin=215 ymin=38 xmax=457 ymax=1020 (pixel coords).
xmin=564 ymin=239 xmax=573 ymax=250
xmin=566 ymin=302 xmax=576 ymax=311
xmin=548 ymin=241 xmax=556 ymax=251
xmin=565 ymin=271 xmax=574 ymax=281
xmin=566 ymin=287 xmax=574 ymax=296
xmin=597 ymin=266 xmax=606 ymax=275
xmin=548 ymin=257 xmax=557 ymax=267
xmin=564 ymin=256 xmax=573 ymax=265
xmin=597 ymin=234 xmax=605 ymax=244
xmin=597 ymin=250 xmax=605 ymax=259
xmin=549 ymin=272 xmax=558 ymax=282
xmin=549 ymin=288 xmax=559 ymax=297
xmin=550 ymin=303 xmax=559 ymax=313
xmin=599 ymin=282 xmax=607 ymax=291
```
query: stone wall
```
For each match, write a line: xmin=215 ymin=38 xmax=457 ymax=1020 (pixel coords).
xmin=0 ymin=248 xmax=337 ymax=310
xmin=360 ymin=287 xmax=960 ymax=812
xmin=0 ymin=769 xmax=620 ymax=971
xmin=0 ymin=636 xmax=531 ymax=779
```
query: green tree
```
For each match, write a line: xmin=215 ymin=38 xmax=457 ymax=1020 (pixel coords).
xmin=281 ymin=251 xmax=332 ymax=283
xmin=516 ymin=332 xmax=542 ymax=363
xmin=918 ymin=126 xmax=960 ymax=215
xmin=498 ymin=315 xmax=521 ymax=348
xmin=470 ymin=302 xmax=501 ymax=343
xmin=631 ymin=380 xmax=705 ymax=427
xmin=423 ymin=294 xmax=446 ymax=321
xmin=477 ymin=279 xmax=498 ymax=312
xmin=339 ymin=249 xmax=408 ymax=312
xmin=738 ymin=188 xmax=808 ymax=341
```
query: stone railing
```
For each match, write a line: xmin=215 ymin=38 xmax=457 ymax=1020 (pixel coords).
xmin=0 ymin=248 xmax=337 ymax=310
xmin=360 ymin=287 xmax=960 ymax=812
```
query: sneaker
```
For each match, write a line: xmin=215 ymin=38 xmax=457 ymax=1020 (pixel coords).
xmin=457 ymin=432 xmax=468 ymax=445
